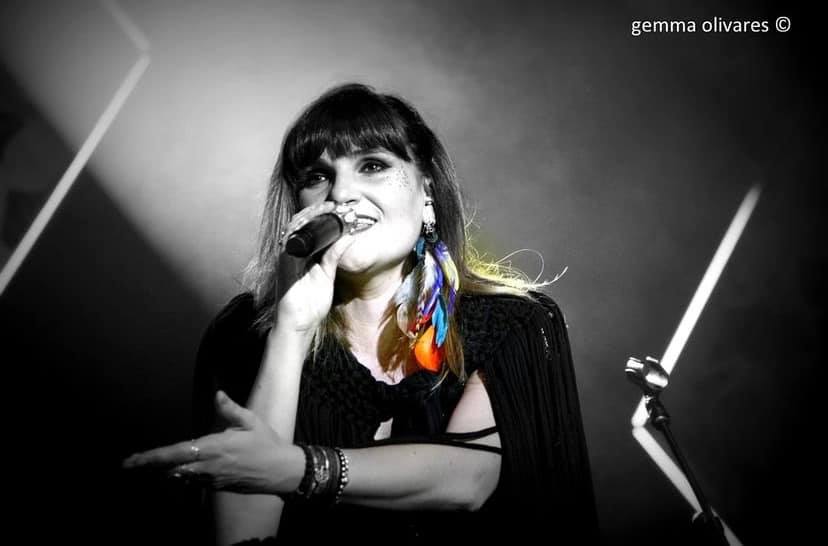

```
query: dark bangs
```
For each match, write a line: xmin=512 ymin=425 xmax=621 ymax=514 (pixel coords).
xmin=281 ymin=85 xmax=417 ymax=185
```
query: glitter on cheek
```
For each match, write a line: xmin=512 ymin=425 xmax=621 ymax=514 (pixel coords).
xmin=385 ymin=167 xmax=411 ymax=189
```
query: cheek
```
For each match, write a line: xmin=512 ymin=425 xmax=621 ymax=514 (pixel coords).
xmin=297 ymin=188 xmax=326 ymax=208
xmin=386 ymin=168 xmax=412 ymax=189
xmin=385 ymin=190 xmax=422 ymax=234
xmin=358 ymin=192 xmax=422 ymax=249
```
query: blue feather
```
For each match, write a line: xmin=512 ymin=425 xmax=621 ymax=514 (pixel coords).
xmin=415 ymin=236 xmax=426 ymax=258
xmin=419 ymin=251 xmax=444 ymax=320
xmin=433 ymin=296 xmax=448 ymax=346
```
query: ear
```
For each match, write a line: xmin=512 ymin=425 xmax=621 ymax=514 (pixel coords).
xmin=423 ymin=177 xmax=433 ymax=198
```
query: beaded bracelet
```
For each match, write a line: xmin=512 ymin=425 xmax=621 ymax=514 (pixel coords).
xmin=332 ymin=447 xmax=350 ymax=504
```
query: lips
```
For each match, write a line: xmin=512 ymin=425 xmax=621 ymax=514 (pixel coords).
xmin=335 ymin=205 xmax=377 ymax=233
xmin=350 ymin=214 xmax=377 ymax=233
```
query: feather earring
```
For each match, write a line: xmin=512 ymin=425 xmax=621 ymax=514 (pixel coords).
xmin=392 ymin=197 xmax=460 ymax=373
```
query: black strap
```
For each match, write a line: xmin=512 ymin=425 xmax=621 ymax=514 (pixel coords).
xmin=366 ymin=426 xmax=503 ymax=455
xmin=439 ymin=426 xmax=497 ymax=440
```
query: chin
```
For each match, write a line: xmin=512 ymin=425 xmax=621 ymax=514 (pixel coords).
xmin=336 ymin=254 xmax=376 ymax=274
xmin=337 ymin=242 xmax=410 ymax=277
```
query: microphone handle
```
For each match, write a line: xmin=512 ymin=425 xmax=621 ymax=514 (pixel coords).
xmin=285 ymin=213 xmax=344 ymax=257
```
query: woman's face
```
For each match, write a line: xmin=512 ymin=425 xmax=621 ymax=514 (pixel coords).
xmin=296 ymin=147 xmax=426 ymax=275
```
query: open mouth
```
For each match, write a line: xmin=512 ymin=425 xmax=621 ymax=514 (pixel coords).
xmin=350 ymin=215 xmax=377 ymax=234
xmin=334 ymin=205 xmax=377 ymax=234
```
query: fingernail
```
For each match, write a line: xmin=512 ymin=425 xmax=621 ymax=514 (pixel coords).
xmin=216 ymin=390 xmax=227 ymax=403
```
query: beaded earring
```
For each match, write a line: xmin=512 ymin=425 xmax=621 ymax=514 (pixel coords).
xmin=393 ymin=197 xmax=459 ymax=373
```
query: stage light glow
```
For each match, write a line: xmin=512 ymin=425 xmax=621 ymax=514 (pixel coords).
xmin=632 ymin=185 xmax=762 ymax=427
xmin=629 ymin=184 xmax=760 ymax=545
xmin=0 ymin=1 xmax=150 ymax=296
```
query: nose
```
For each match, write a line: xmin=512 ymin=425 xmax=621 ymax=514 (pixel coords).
xmin=328 ymin=168 xmax=361 ymax=204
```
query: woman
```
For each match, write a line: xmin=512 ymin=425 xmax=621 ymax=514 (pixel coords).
xmin=124 ymin=83 xmax=599 ymax=544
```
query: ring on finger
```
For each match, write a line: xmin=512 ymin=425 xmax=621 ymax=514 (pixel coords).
xmin=171 ymin=464 xmax=199 ymax=484
xmin=190 ymin=440 xmax=201 ymax=462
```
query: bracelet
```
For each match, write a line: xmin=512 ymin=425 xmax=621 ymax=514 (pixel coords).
xmin=313 ymin=445 xmax=332 ymax=495
xmin=286 ymin=444 xmax=348 ymax=505
xmin=291 ymin=444 xmax=316 ymax=500
xmin=332 ymin=447 xmax=350 ymax=504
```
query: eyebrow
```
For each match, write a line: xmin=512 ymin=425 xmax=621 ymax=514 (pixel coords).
xmin=352 ymin=147 xmax=387 ymax=155
xmin=305 ymin=148 xmax=390 ymax=169
xmin=341 ymin=147 xmax=389 ymax=158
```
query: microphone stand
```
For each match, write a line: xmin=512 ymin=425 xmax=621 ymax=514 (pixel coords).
xmin=626 ymin=357 xmax=729 ymax=546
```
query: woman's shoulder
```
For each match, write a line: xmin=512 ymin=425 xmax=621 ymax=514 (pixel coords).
xmin=213 ymin=292 xmax=257 ymax=323
xmin=197 ymin=292 xmax=265 ymax=359
xmin=458 ymin=291 xmax=567 ymax=362
xmin=203 ymin=292 xmax=261 ymax=338
xmin=459 ymin=290 xmax=565 ymax=326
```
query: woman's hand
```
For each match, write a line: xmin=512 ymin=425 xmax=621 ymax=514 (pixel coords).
xmin=122 ymin=391 xmax=304 ymax=495
xmin=275 ymin=201 xmax=356 ymax=333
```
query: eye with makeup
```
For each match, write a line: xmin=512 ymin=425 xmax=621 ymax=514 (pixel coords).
xmin=359 ymin=157 xmax=390 ymax=174
xmin=297 ymin=168 xmax=331 ymax=189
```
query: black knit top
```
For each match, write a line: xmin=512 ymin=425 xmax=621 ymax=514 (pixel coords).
xmin=193 ymin=292 xmax=600 ymax=545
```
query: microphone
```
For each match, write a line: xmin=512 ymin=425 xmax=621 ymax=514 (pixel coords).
xmin=624 ymin=356 xmax=669 ymax=397
xmin=285 ymin=213 xmax=345 ymax=258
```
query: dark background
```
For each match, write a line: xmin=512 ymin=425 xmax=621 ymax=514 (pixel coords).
xmin=1 ymin=1 xmax=823 ymax=543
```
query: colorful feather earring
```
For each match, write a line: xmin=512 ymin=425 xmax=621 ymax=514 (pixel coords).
xmin=393 ymin=197 xmax=459 ymax=373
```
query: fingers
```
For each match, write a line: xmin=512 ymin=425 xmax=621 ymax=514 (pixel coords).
xmin=167 ymin=462 xmax=212 ymax=484
xmin=315 ymin=232 xmax=357 ymax=282
xmin=122 ymin=437 xmax=204 ymax=469
xmin=280 ymin=201 xmax=337 ymax=246
xmin=121 ymin=394 xmax=257 ymax=471
xmin=122 ymin=430 xmax=226 ymax=469
xmin=167 ymin=462 xmax=197 ymax=479
xmin=276 ymin=201 xmax=340 ymax=298
xmin=278 ymin=218 xmax=357 ymax=299
xmin=215 ymin=390 xmax=258 ymax=429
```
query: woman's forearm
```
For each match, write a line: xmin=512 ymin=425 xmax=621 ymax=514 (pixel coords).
xmin=213 ymin=322 xmax=313 ymax=545
xmin=339 ymin=370 xmax=501 ymax=512
xmin=341 ymin=440 xmax=501 ymax=512
xmin=247 ymin=323 xmax=314 ymax=434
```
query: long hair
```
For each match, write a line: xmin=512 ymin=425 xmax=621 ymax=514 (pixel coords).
xmin=245 ymin=83 xmax=547 ymax=379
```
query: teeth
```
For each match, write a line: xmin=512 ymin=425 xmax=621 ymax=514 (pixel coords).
xmin=349 ymin=217 xmax=376 ymax=234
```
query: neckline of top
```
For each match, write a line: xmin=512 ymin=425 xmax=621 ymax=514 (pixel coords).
xmin=341 ymin=345 xmax=438 ymax=390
